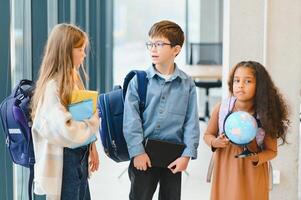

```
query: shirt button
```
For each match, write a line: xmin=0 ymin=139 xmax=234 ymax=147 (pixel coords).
xmin=159 ymin=110 xmax=163 ymax=114
xmin=162 ymin=96 xmax=165 ymax=100
xmin=157 ymin=125 xmax=160 ymax=129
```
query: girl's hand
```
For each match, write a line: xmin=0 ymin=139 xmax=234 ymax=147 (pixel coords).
xmin=91 ymin=111 xmax=100 ymax=126
xmin=86 ymin=111 xmax=100 ymax=134
xmin=133 ymin=153 xmax=152 ymax=171
xmin=246 ymin=152 xmax=259 ymax=164
xmin=211 ymin=134 xmax=230 ymax=148
xmin=89 ymin=142 xmax=99 ymax=172
xmin=168 ymin=156 xmax=190 ymax=174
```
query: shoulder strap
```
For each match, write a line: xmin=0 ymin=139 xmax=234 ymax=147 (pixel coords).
xmin=13 ymin=79 xmax=34 ymax=98
xmin=218 ymin=96 xmax=236 ymax=135
xmin=123 ymin=70 xmax=148 ymax=114
xmin=28 ymin=166 xmax=34 ymax=200
xmin=135 ymin=70 xmax=147 ymax=113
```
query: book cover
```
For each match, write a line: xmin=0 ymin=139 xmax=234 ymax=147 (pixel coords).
xmin=68 ymin=91 xmax=98 ymax=148
xmin=71 ymin=90 xmax=98 ymax=112
xmin=144 ymin=138 xmax=185 ymax=168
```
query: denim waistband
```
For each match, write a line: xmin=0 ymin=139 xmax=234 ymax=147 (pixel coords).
xmin=63 ymin=145 xmax=90 ymax=164
xmin=65 ymin=144 xmax=89 ymax=151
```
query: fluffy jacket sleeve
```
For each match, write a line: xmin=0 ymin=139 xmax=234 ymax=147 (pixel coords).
xmin=33 ymin=80 xmax=99 ymax=148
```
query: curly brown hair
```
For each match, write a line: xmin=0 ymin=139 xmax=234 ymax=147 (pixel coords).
xmin=228 ymin=61 xmax=290 ymax=144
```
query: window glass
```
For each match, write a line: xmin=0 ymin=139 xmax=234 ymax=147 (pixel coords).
xmin=113 ymin=0 xmax=186 ymax=85
xmin=11 ymin=0 xmax=32 ymax=199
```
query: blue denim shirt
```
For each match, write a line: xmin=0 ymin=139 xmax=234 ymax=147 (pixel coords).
xmin=123 ymin=64 xmax=200 ymax=159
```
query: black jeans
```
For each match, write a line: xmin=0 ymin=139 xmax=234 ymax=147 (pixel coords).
xmin=128 ymin=160 xmax=181 ymax=200
xmin=61 ymin=145 xmax=90 ymax=200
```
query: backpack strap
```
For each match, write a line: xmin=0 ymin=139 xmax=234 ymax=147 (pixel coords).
xmin=13 ymin=79 xmax=34 ymax=99
xmin=135 ymin=71 xmax=147 ymax=114
xmin=28 ymin=165 xmax=34 ymax=200
xmin=0 ymin=99 xmax=9 ymax=147
xmin=218 ymin=96 xmax=236 ymax=135
xmin=123 ymin=70 xmax=148 ymax=116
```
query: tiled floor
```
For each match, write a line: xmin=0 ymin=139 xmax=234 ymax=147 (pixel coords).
xmin=89 ymin=99 xmax=301 ymax=200
xmin=89 ymin=122 xmax=212 ymax=200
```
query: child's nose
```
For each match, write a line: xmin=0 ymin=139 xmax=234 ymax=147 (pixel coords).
xmin=150 ymin=45 xmax=157 ymax=51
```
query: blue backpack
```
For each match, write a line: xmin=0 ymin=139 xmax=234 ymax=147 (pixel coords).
xmin=97 ymin=70 xmax=147 ymax=162
xmin=0 ymin=79 xmax=35 ymax=199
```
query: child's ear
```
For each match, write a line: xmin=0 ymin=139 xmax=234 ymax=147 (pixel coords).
xmin=173 ymin=45 xmax=182 ymax=56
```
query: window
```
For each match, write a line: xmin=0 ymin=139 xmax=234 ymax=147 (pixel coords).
xmin=11 ymin=0 xmax=32 ymax=199
xmin=113 ymin=0 xmax=186 ymax=85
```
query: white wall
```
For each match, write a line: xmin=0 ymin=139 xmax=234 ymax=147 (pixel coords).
xmin=265 ymin=1 xmax=301 ymax=199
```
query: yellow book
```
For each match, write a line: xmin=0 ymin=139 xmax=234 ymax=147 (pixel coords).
xmin=71 ymin=90 xmax=98 ymax=112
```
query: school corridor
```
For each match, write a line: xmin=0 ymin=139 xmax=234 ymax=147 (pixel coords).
xmin=0 ymin=0 xmax=300 ymax=200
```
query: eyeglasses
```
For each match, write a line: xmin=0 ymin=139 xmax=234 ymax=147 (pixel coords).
xmin=145 ymin=41 xmax=173 ymax=50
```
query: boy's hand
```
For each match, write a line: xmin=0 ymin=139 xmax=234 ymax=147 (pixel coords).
xmin=133 ymin=153 xmax=152 ymax=171
xmin=168 ymin=156 xmax=190 ymax=174
xmin=212 ymin=133 xmax=229 ymax=148
xmin=89 ymin=142 xmax=99 ymax=172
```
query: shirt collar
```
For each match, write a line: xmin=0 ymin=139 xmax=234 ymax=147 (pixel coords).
xmin=147 ymin=63 xmax=187 ymax=80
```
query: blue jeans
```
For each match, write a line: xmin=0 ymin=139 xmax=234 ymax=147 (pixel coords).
xmin=61 ymin=145 xmax=90 ymax=200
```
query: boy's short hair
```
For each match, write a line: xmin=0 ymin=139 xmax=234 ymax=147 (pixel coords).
xmin=148 ymin=20 xmax=185 ymax=47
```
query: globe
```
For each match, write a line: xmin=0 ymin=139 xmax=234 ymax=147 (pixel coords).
xmin=224 ymin=111 xmax=258 ymax=145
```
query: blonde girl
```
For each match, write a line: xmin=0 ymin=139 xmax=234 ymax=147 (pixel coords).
xmin=31 ymin=23 xmax=99 ymax=200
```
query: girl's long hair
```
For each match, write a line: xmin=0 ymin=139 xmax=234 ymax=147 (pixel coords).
xmin=31 ymin=23 xmax=88 ymax=118
xmin=228 ymin=61 xmax=290 ymax=144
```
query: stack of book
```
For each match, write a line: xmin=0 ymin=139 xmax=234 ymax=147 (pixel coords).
xmin=68 ymin=90 xmax=98 ymax=148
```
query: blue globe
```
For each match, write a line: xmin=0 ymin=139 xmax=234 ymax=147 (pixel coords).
xmin=224 ymin=111 xmax=258 ymax=145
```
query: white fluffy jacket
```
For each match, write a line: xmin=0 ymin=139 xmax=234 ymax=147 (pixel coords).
xmin=32 ymin=80 xmax=99 ymax=200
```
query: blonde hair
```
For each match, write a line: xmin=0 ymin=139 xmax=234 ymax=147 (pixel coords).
xmin=31 ymin=23 xmax=88 ymax=118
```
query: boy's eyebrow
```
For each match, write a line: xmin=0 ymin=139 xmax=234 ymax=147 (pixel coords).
xmin=149 ymin=39 xmax=166 ymax=43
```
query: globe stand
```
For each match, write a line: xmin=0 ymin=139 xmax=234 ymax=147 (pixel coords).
xmin=235 ymin=145 xmax=256 ymax=158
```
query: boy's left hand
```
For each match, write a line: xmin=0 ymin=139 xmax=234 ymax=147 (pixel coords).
xmin=89 ymin=142 xmax=100 ymax=172
xmin=168 ymin=156 xmax=190 ymax=174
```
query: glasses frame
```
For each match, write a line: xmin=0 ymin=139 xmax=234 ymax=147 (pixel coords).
xmin=145 ymin=41 xmax=175 ymax=50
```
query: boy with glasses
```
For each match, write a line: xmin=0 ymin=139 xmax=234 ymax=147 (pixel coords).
xmin=123 ymin=20 xmax=200 ymax=200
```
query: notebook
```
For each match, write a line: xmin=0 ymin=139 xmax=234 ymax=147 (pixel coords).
xmin=71 ymin=90 xmax=98 ymax=112
xmin=68 ymin=90 xmax=98 ymax=148
xmin=144 ymin=138 xmax=185 ymax=168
